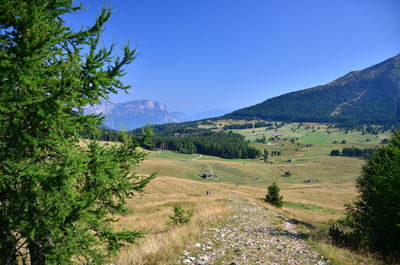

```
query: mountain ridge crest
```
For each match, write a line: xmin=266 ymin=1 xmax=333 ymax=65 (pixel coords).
xmin=225 ymin=53 xmax=400 ymax=125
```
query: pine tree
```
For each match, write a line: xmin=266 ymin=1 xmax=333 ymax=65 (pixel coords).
xmin=331 ymin=131 xmax=400 ymax=255
xmin=265 ymin=182 xmax=283 ymax=207
xmin=263 ymin=148 xmax=269 ymax=162
xmin=0 ymin=1 xmax=154 ymax=264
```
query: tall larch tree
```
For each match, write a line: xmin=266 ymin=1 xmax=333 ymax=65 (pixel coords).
xmin=0 ymin=1 xmax=154 ymax=264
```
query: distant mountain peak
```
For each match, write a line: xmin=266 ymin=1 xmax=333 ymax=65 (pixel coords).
xmin=84 ymin=100 xmax=182 ymax=130
xmin=84 ymin=100 xmax=232 ymax=130
xmin=84 ymin=100 xmax=116 ymax=115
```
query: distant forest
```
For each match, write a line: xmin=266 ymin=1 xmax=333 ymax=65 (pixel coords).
xmin=223 ymin=122 xmax=274 ymax=130
xmin=330 ymin=147 xmax=378 ymax=158
xmin=225 ymin=91 xmax=399 ymax=128
xmin=225 ymin=54 xmax=400 ymax=128
xmin=147 ymin=132 xmax=261 ymax=159
xmin=96 ymin=122 xmax=261 ymax=159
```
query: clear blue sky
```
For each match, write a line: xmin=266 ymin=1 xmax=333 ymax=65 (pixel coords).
xmin=69 ymin=0 xmax=400 ymax=112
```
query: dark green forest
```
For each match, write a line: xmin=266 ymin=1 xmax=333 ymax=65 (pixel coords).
xmin=330 ymin=147 xmax=378 ymax=158
xmin=96 ymin=125 xmax=261 ymax=159
xmin=223 ymin=122 xmax=274 ymax=130
xmin=225 ymin=54 xmax=400 ymax=127
xmin=147 ymin=132 xmax=261 ymax=159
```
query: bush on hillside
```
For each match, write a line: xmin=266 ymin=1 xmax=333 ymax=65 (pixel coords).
xmin=283 ymin=171 xmax=292 ymax=177
xmin=265 ymin=182 xmax=283 ymax=207
xmin=330 ymin=149 xmax=341 ymax=156
xmin=167 ymin=205 xmax=193 ymax=226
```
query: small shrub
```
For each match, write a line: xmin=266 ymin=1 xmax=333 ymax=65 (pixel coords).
xmin=265 ymin=182 xmax=283 ymax=207
xmin=167 ymin=205 xmax=193 ymax=226
xmin=381 ymin=138 xmax=389 ymax=144
xmin=282 ymin=171 xmax=292 ymax=177
xmin=330 ymin=149 xmax=341 ymax=156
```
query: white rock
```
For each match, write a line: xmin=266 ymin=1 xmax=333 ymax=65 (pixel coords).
xmin=199 ymin=255 xmax=209 ymax=260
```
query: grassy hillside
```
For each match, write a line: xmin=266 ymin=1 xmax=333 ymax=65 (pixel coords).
xmin=225 ymin=54 xmax=400 ymax=126
xmin=109 ymin=121 xmax=391 ymax=264
xmin=114 ymin=176 xmax=231 ymax=265
xmin=135 ymin=121 xmax=388 ymax=223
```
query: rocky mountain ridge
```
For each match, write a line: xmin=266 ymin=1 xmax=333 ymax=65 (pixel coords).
xmin=84 ymin=100 xmax=231 ymax=130
xmin=84 ymin=100 xmax=184 ymax=130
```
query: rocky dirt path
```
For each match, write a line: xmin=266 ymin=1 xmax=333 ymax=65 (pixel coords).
xmin=179 ymin=197 xmax=329 ymax=265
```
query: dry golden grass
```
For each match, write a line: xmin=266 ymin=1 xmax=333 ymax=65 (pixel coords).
xmin=78 ymin=139 xmax=122 ymax=148
xmin=112 ymin=174 xmax=384 ymax=265
xmin=111 ymin=173 xmax=360 ymax=264
xmin=113 ymin=177 xmax=234 ymax=265
xmin=313 ymin=242 xmax=384 ymax=265
xmin=111 ymin=138 xmax=387 ymax=265
xmin=136 ymin=155 xmax=359 ymax=223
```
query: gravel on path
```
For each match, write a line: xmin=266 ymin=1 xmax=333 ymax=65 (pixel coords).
xmin=179 ymin=197 xmax=329 ymax=265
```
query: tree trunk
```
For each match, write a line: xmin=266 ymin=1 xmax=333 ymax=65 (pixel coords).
xmin=28 ymin=241 xmax=45 ymax=265
xmin=0 ymin=229 xmax=17 ymax=265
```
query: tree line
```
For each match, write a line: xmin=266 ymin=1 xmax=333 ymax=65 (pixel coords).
xmin=93 ymin=129 xmax=261 ymax=159
xmin=330 ymin=147 xmax=378 ymax=158
xmin=144 ymin=131 xmax=261 ymax=159
xmin=223 ymin=122 xmax=274 ymax=130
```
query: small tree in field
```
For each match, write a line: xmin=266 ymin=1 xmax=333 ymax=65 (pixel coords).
xmin=330 ymin=131 xmax=400 ymax=256
xmin=0 ymin=1 xmax=154 ymax=264
xmin=263 ymin=148 xmax=269 ymax=162
xmin=265 ymin=182 xmax=283 ymax=207
xmin=166 ymin=205 xmax=193 ymax=226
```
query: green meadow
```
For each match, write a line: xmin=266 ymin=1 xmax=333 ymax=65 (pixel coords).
xmin=137 ymin=122 xmax=390 ymax=220
xmin=126 ymin=121 xmax=390 ymax=264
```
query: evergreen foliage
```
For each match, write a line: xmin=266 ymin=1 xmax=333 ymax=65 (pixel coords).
xmin=329 ymin=147 xmax=377 ymax=158
xmin=341 ymin=147 xmax=376 ymax=158
xmin=225 ymin=54 xmax=400 ymax=127
xmin=283 ymin=171 xmax=292 ymax=177
xmin=94 ymin=124 xmax=261 ymax=159
xmin=329 ymin=131 xmax=400 ymax=256
xmin=131 ymin=121 xmax=201 ymax=135
xmin=270 ymin=150 xmax=281 ymax=156
xmin=223 ymin=122 xmax=273 ymax=130
xmin=148 ymin=131 xmax=261 ymax=159
xmin=330 ymin=149 xmax=341 ymax=156
xmin=256 ymin=135 xmax=267 ymax=144
xmin=265 ymin=182 xmax=283 ymax=207
xmin=0 ymin=1 xmax=154 ymax=264
xmin=166 ymin=205 xmax=193 ymax=226
xmin=130 ymin=125 xmax=261 ymax=159
xmin=263 ymin=149 xmax=269 ymax=162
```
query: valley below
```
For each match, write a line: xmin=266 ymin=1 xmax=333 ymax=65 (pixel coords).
xmin=112 ymin=121 xmax=390 ymax=265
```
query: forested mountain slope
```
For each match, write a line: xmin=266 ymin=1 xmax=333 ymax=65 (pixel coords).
xmin=225 ymin=54 xmax=400 ymax=126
